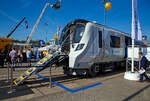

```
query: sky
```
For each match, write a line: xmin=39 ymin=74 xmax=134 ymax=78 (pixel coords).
xmin=0 ymin=0 xmax=150 ymax=41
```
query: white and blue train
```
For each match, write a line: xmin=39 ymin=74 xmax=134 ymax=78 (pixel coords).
xmin=59 ymin=19 xmax=148 ymax=76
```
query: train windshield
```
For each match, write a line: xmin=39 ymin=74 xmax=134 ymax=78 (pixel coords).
xmin=73 ymin=24 xmax=85 ymax=43
xmin=60 ymin=23 xmax=86 ymax=45
xmin=59 ymin=19 xmax=88 ymax=53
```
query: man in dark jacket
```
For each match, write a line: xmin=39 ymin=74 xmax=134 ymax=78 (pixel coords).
xmin=138 ymin=52 xmax=150 ymax=82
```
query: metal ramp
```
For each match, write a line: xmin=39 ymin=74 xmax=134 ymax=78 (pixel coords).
xmin=13 ymin=52 xmax=66 ymax=86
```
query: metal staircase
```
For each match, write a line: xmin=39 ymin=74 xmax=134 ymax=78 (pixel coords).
xmin=13 ymin=51 xmax=66 ymax=86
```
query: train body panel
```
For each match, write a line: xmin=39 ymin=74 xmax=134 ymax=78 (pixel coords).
xmin=68 ymin=22 xmax=127 ymax=69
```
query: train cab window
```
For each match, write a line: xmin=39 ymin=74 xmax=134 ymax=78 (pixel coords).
xmin=99 ymin=31 xmax=102 ymax=48
xmin=73 ymin=24 xmax=85 ymax=43
xmin=110 ymin=36 xmax=120 ymax=48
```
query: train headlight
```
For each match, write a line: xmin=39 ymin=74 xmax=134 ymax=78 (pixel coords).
xmin=75 ymin=44 xmax=85 ymax=51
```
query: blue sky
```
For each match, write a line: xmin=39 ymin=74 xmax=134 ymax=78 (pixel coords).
xmin=0 ymin=0 xmax=150 ymax=41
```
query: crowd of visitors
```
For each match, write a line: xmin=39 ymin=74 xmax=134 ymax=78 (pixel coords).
xmin=0 ymin=47 xmax=46 ymax=68
xmin=0 ymin=45 xmax=57 ymax=68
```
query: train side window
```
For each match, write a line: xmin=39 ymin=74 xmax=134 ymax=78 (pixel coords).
xmin=110 ymin=36 xmax=120 ymax=48
xmin=125 ymin=37 xmax=131 ymax=47
xmin=99 ymin=31 xmax=102 ymax=48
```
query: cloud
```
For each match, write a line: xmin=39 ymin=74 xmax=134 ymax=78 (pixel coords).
xmin=0 ymin=9 xmax=19 ymax=23
xmin=0 ymin=33 xmax=6 ymax=37
xmin=20 ymin=0 xmax=35 ymax=8
xmin=22 ymin=1 xmax=33 ymax=8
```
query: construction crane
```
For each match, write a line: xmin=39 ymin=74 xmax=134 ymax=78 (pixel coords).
xmin=0 ymin=17 xmax=26 ymax=67
xmin=26 ymin=0 xmax=61 ymax=44
xmin=7 ymin=17 xmax=26 ymax=38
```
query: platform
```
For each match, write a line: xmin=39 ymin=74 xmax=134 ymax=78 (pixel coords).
xmin=0 ymin=67 xmax=150 ymax=101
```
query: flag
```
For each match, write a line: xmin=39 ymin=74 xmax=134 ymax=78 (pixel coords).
xmin=137 ymin=19 xmax=142 ymax=40
xmin=131 ymin=0 xmax=142 ymax=40
xmin=58 ymin=25 xmax=61 ymax=30
xmin=25 ymin=20 xmax=28 ymax=29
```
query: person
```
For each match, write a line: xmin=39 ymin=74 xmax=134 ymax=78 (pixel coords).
xmin=0 ymin=49 xmax=4 ymax=67
xmin=35 ymin=48 xmax=40 ymax=62
xmin=9 ymin=48 xmax=17 ymax=70
xmin=5 ymin=47 xmax=11 ymax=67
xmin=26 ymin=48 xmax=31 ymax=66
xmin=22 ymin=49 xmax=27 ymax=62
xmin=137 ymin=52 xmax=150 ymax=82
xmin=17 ymin=49 xmax=23 ymax=65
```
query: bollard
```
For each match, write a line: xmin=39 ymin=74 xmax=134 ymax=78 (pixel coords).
xmin=126 ymin=59 xmax=128 ymax=72
xmin=49 ymin=67 xmax=53 ymax=88
xmin=5 ymin=63 xmax=10 ymax=83
xmin=8 ymin=64 xmax=16 ymax=94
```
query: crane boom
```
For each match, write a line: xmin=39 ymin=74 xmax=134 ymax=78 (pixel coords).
xmin=7 ymin=17 xmax=26 ymax=38
xmin=26 ymin=0 xmax=61 ymax=44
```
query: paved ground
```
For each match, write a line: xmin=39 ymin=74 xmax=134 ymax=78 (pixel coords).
xmin=0 ymin=64 xmax=150 ymax=101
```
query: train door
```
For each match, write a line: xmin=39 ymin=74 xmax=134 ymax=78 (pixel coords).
xmin=98 ymin=29 xmax=103 ymax=59
xmin=102 ymin=30 xmax=111 ymax=60
xmin=125 ymin=36 xmax=131 ymax=58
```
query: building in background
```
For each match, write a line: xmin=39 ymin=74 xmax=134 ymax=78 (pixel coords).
xmin=142 ymin=35 xmax=147 ymax=40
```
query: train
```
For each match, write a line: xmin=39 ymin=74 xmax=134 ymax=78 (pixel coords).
xmin=13 ymin=19 xmax=150 ymax=86
xmin=59 ymin=19 xmax=150 ymax=76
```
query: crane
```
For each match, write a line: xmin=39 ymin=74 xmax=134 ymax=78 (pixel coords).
xmin=7 ymin=17 xmax=26 ymax=38
xmin=26 ymin=0 xmax=61 ymax=44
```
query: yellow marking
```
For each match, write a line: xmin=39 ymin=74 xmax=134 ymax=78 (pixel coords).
xmin=26 ymin=71 xmax=31 ymax=75
xmin=14 ymin=81 xmax=17 ymax=85
xmin=37 ymin=62 xmax=42 ymax=64
xmin=20 ymin=76 xmax=24 ymax=80
xmin=32 ymin=67 xmax=36 ymax=69
xmin=43 ymin=58 xmax=48 ymax=60
xmin=48 ymin=54 xmax=53 ymax=56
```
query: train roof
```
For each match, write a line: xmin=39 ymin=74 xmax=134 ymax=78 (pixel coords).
xmin=61 ymin=19 xmax=150 ymax=46
xmin=63 ymin=19 xmax=131 ymax=37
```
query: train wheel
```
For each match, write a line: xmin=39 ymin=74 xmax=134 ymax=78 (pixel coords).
xmin=88 ymin=65 xmax=99 ymax=77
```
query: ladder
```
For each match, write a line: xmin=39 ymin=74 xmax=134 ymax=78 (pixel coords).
xmin=13 ymin=52 xmax=65 ymax=86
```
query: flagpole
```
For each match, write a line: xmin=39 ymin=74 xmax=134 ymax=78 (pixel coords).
xmin=124 ymin=0 xmax=140 ymax=81
xmin=131 ymin=38 xmax=135 ymax=73
xmin=131 ymin=0 xmax=135 ymax=73
xmin=104 ymin=6 xmax=106 ymax=26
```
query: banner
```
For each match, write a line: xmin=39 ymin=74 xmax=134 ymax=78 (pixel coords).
xmin=131 ymin=0 xmax=142 ymax=40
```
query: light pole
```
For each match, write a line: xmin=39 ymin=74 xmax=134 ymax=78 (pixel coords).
xmin=45 ymin=23 xmax=48 ymax=43
xmin=102 ymin=0 xmax=112 ymax=26
xmin=26 ymin=0 xmax=61 ymax=44
xmin=103 ymin=1 xmax=106 ymax=26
